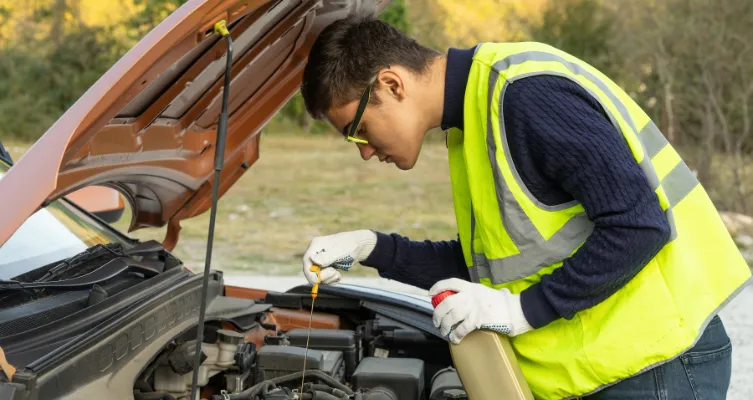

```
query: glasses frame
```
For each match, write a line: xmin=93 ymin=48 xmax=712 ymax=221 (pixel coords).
xmin=346 ymin=71 xmax=383 ymax=145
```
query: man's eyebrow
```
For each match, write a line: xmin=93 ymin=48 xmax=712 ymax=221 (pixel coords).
xmin=341 ymin=121 xmax=353 ymax=137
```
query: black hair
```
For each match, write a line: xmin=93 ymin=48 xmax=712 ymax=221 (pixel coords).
xmin=301 ymin=14 xmax=440 ymax=120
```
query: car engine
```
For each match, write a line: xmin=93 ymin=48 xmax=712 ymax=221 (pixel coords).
xmin=133 ymin=291 xmax=468 ymax=400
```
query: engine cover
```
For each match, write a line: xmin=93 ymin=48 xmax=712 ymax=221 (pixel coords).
xmin=352 ymin=357 xmax=425 ymax=400
xmin=255 ymin=345 xmax=345 ymax=383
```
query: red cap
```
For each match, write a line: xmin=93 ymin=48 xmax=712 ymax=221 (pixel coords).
xmin=431 ymin=290 xmax=456 ymax=308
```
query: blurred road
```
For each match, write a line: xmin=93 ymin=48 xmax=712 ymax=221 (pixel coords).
xmin=225 ymin=275 xmax=752 ymax=400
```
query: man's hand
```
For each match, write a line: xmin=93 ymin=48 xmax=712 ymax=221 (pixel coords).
xmin=429 ymin=278 xmax=532 ymax=344
xmin=302 ymin=230 xmax=377 ymax=285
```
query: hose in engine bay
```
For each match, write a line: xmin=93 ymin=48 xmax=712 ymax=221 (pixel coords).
xmin=213 ymin=370 xmax=353 ymax=400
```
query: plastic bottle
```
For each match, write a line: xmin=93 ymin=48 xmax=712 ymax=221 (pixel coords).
xmin=432 ymin=290 xmax=535 ymax=400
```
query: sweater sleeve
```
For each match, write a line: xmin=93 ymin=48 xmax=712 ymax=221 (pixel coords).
xmin=360 ymin=232 xmax=470 ymax=291
xmin=503 ymin=75 xmax=672 ymax=328
xmin=0 ymin=140 xmax=11 ymax=164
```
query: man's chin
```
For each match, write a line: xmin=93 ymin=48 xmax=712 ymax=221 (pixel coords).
xmin=395 ymin=158 xmax=417 ymax=171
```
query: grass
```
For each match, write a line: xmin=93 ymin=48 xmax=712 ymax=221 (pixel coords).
xmin=8 ymin=131 xmax=458 ymax=276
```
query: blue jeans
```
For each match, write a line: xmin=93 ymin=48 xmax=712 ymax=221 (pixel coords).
xmin=583 ymin=315 xmax=732 ymax=400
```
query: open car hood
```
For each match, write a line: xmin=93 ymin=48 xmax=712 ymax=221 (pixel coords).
xmin=0 ymin=0 xmax=390 ymax=249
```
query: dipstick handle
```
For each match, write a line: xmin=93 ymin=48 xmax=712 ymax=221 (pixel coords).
xmin=310 ymin=265 xmax=321 ymax=300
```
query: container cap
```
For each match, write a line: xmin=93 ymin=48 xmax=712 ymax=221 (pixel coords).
xmin=431 ymin=290 xmax=456 ymax=308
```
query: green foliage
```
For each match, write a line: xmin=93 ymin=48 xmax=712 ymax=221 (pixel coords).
xmin=379 ymin=0 xmax=410 ymax=34
xmin=527 ymin=0 xmax=621 ymax=80
xmin=0 ymin=5 xmax=124 ymax=140
xmin=127 ymin=0 xmax=188 ymax=41
xmin=0 ymin=47 xmax=55 ymax=141
xmin=44 ymin=27 xmax=124 ymax=109
xmin=0 ymin=0 xmax=189 ymax=140
xmin=273 ymin=93 xmax=332 ymax=135
xmin=0 ymin=6 xmax=10 ymax=39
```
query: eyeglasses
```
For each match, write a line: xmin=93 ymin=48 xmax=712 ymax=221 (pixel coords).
xmin=345 ymin=72 xmax=381 ymax=145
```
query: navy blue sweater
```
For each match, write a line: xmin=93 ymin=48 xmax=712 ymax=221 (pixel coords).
xmin=361 ymin=47 xmax=671 ymax=329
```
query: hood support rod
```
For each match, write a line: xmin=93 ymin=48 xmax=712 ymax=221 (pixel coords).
xmin=190 ymin=20 xmax=233 ymax=400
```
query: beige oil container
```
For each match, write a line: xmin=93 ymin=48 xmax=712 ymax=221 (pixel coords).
xmin=432 ymin=290 xmax=535 ymax=400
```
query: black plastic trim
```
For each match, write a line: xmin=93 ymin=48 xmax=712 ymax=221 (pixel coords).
xmin=4 ymin=267 xmax=190 ymax=355
xmin=32 ymin=274 xmax=217 ymax=399
xmin=26 ymin=268 xmax=204 ymax=372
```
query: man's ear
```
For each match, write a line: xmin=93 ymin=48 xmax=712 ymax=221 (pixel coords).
xmin=378 ymin=69 xmax=405 ymax=101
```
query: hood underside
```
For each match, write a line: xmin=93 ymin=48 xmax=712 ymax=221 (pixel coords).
xmin=0 ymin=0 xmax=390 ymax=249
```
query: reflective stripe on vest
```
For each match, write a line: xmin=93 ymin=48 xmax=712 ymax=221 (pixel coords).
xmin=469 ymin=50 xmax=699 ymax=285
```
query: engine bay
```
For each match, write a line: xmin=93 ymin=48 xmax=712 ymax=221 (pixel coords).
xmin=133 ymin=287 xmax=468 ymax=400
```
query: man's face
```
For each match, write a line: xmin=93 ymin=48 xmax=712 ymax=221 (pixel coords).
xmin=325 ymin=68 xmax=427 ymax=170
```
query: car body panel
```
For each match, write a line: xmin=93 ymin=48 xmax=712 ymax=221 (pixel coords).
xmin=0 ymin=0 xmax=390 ymax=250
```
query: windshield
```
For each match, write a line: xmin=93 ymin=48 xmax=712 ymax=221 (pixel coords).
xmin=0 ymin=161 xmax=129 ymax=279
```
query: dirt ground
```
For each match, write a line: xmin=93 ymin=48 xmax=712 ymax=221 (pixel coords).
xmin=720 ymin=284 xmax=753 ymax=400
xmin=224 ymin=275 xmax=753 ymax=400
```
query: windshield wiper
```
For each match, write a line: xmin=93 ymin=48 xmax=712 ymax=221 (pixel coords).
xmin=3 ymin=240 xmax=180 ymax=294
xmin=35 ymin=243 xmax=123 ymax=283
xmin=18 ymin=240 xmax=180 ymax=285
xmin=0 ymin=257 xmax=161 ymax=291
xmin=31 ymin=240 xmax=176 ymax=284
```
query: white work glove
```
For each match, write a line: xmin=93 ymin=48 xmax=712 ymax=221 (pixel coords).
xmin=302 ymin=230 xmax=378 ymax=285
xmin=429 ymin=278 xmax=533 ymax=344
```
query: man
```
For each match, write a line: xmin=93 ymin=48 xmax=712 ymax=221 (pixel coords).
xmin=298 ymin=15 xmax=751 ymax=400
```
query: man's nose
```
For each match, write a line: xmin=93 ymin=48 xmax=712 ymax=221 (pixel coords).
xmin=358 ymin=143 xmax=377 ymax=161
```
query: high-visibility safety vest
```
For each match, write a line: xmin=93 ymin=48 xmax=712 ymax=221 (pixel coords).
xmin=447 ymin=42 xmax=752 ymax=399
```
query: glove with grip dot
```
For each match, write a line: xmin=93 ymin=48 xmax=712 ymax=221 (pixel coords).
xmin=429 ymin=278 xmax=533 ymax=344
xmin=302 ymin=230 xmax=377 ymax=285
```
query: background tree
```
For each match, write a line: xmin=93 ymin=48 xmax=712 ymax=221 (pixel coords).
xmin=525 ymin=0 xmax=621 ymax=80
xmin=614 ymin=0 xmax=753 ymax=212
